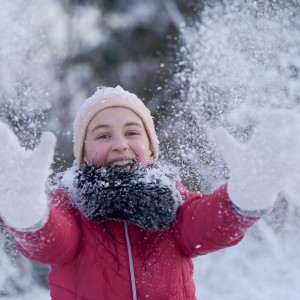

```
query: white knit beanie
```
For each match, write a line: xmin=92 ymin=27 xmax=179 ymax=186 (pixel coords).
xmin=73 ymin=86 xmax=159 ymax=164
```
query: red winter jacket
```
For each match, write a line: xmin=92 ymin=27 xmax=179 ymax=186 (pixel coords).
xmin=11 ymin=184 xmax=258 ymax=300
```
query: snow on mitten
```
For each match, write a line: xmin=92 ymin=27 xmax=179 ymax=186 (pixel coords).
xmin=210 ymin=109 xmax=300 ymax=211
xmin=0 ymin=122 xmax=56 ymax=231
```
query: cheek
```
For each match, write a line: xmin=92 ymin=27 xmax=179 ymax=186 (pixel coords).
xmin=132 ymin=141 xmax=152 ymax=158
xmin=84 ymin=142 xmax=107 ymax=165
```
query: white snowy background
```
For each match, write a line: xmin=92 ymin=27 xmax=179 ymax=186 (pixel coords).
xmin=1 ymin=0 xmax=300 ymax=299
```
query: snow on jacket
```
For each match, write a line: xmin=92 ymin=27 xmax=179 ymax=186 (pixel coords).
xmin=11 ymin=183 xmax=258 ymax=300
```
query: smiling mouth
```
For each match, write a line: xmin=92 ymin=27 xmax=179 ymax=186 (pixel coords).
xmin=109 ymin=159 xmax=136 ymax=169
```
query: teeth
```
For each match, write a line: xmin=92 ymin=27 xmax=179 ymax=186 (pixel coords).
xmin=110 ymin=160 xmax=133 ymax=167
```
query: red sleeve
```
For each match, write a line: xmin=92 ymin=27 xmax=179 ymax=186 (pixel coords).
xmin=9 ymin=189 xmax=81 ymax=266
xmin=174 ymin=183 xmax=259 ymax=258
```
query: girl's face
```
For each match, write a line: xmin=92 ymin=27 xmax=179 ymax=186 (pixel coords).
xmin=83 ymin=107 xmax=154 ymax=169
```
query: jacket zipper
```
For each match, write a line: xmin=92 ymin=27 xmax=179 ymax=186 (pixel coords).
xmin=124 ymin=222 xmax=137 ymax=300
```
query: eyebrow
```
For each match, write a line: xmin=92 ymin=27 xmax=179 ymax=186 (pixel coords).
xmin=91 ymin=122 xmax=142 ymax=133
xmin=124 ymin=122 xmax=142 ymax=128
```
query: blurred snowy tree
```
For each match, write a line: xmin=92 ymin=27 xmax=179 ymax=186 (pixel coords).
xmin=0 ymin=0 xmax=201 ymax=297
xmin=0 ymin=226 xmax=35 ymax=296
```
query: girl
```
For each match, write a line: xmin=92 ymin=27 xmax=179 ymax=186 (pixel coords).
xmin=0 ymin=86 xmax=299 ymax=300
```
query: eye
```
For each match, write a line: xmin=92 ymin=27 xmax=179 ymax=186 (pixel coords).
xmin=96 ymin=134 xmax=111 ymax=140
xmin=126 ymin=130 xmax=140 ymax=136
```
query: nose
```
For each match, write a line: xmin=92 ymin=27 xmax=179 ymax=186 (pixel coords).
xmin=111 ymin=136 xmax=129 ymax=152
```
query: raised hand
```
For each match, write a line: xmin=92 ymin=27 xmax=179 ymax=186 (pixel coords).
xmin=210 ymin=109 xmax=300 ymax=211
xmin=0 ymin=122 xmax=56 ymax=230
